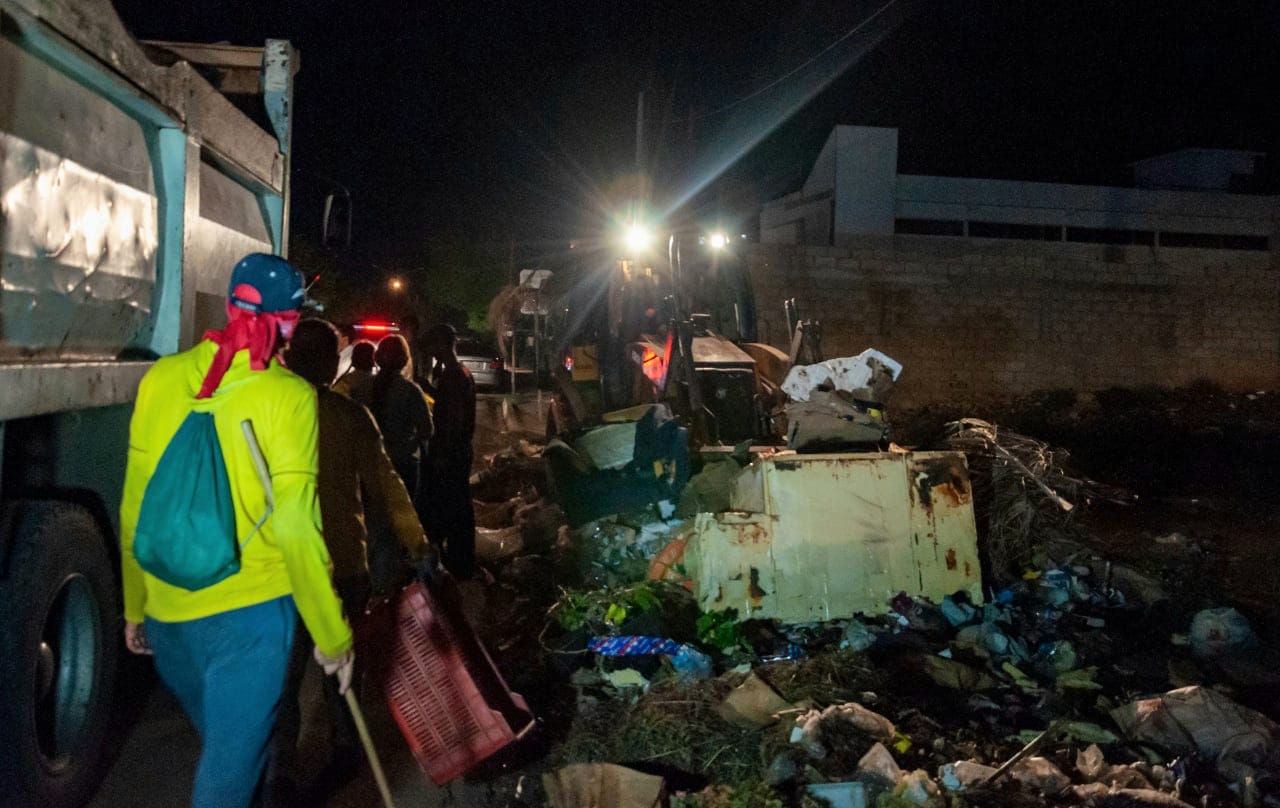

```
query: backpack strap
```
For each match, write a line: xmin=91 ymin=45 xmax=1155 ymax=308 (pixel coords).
xmin=239 ymin=419 xmax=274 ymax=549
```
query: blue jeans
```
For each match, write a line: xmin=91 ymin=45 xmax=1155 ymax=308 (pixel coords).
xmin=146 ymin=597 xmax=297 ymax=808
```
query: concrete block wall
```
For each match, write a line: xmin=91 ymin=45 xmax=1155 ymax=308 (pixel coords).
xmin=745 ymin=237 xmax=1280 ymax=406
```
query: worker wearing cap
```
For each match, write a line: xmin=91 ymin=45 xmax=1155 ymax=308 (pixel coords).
xmin=119 ymin=253 xmax=353 ymax=808
xmin=421 ymin=323 xmax=477 ymax=579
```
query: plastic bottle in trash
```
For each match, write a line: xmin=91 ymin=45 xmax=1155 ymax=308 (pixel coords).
xmin=668 ymin=645 xmax=713 ymax=681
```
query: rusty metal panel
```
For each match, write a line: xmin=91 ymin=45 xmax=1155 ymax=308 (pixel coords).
xmin=687 ymin=451 xmax=983 ymax=623
xmin=907 ymin=454 xmax=984 ymax=596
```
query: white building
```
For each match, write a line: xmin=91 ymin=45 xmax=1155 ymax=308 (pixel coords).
xmin=760 ymin=126 xmax=1276 ymax=252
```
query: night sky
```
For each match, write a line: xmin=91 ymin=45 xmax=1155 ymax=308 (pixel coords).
xmin=112 ymin=0 xmax=1279 ymax=269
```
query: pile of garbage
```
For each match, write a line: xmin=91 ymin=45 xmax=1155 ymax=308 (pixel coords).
xmin=542 ymin=562 xmax=1278 ymax=807
xmin=463 ymin=410 xmax=1279 ymax=808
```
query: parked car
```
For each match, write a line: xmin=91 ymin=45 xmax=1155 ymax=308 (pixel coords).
xmin=457 ymin=336 xmax=505 ymax=390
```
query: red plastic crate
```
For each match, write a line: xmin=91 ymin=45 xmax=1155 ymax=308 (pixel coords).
xmin=381 ymin=578 xmax=534 ymax=785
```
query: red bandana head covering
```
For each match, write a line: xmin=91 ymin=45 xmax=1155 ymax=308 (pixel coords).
xmin=195 ymin=302 xmax=301 ymax=399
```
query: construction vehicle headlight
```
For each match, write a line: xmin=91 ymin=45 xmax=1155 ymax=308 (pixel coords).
xmin=624 ymin=224 xmax=653 ymax=252
xmin=708 ymin=232 xmax=728 ymax=249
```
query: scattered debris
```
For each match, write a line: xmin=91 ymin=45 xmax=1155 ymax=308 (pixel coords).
xmin=937 ymin=760 xmax=997 ymax=792
xmin=464 ymin=398 xmax=1280 ymax=808
xmin=790 ymin=702 xmax=895 ymax=758
xmin=685 ymin=452 xmax=983 ymax=622
xmin=1010 ymin=756 xmax=1071 ymax=795
xmin=781 ymin=349 xmax=902 ymax=403
xmin=919 ymin=655 xmax=999 ymax=690
xmin=715 ymin=672 xmax=795 ymax=728
xmin=805 ymin=781 xmax=868 ymax=808
xmin=543 ymin=762 xmax=665 ymax=808
xmin=856 ymin=742 xmax=902 ymax=786
xmin=1111 ymin=686 xmax=1277 ymax=778
xmin=785 ymin=389 xmax=887 ymax=451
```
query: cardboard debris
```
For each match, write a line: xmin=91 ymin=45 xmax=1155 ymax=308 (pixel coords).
xmin=919 ymin=655 xmax=999 ymax=690
xmin=715 ymin=672 xmax=795 ymax=728
xmin=1009 ymin=756 xmax=1070 ymax=795
xmin=543 ymin=763 xmax=665 ymax=808
xmin=1075 ymin=744 xmax=1109 ymax=782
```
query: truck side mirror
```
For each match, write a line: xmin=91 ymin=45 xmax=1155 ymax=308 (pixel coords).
xmin=322 ymin=191 xmax=352 ymax=249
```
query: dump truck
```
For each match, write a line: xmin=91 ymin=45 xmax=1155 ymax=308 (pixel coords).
xmin=1 ymin=2 xmax=297 ymax=803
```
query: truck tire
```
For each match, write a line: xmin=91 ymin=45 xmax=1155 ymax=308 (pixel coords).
xmin=0 ymin=502 xmax=118 ymax=808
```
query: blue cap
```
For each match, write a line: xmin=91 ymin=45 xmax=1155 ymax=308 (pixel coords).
xmin=228 ymin=253 xmax=305 ymax=314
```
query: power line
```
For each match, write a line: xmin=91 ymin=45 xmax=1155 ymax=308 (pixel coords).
xmin=672 ymin=0 xmax=902 ymax=123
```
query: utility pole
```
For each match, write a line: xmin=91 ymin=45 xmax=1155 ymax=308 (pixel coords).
xmin=635 ymin=91 xmax=645 ymax=178
xmin=508 ymin=234 xmax=516 ymax=286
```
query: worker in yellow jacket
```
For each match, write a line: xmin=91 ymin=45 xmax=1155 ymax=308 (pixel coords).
xmin=119 ymin=253 xmax=352 ymax=808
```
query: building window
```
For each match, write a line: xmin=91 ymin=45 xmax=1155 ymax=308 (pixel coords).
xmin=1066 ymin=227 xmax=1156 ymax=246
xmin=968 ymin=221 xmax=1063 ymax=241
xmin=894 ymin=218 xmax=964 ymax=236
xmin=1159 ymin=231 xmax=1269 ymax=251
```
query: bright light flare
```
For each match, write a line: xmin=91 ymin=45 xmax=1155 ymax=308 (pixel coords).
xmin=388 ymin=278 xmax=405 ymax=292
xmin=708 ymin=232 xmax=728 ymax=249
xmin=623 ymin=224 xmax=653 ymax=253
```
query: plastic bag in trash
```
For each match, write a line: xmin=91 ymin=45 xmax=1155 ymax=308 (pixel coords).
xmin=891 ymin=770 xmax=942 ymax=807
xmin=937 ymin=761 xmax=997 ymax=792
xmin=857 ymin=742 xmax=903 ymax=787
xmin=940 ymin=595 xmax=978 ymax=627
xmin=587 ymin=636 xmax=712 ymax=682
xmin=792 ymin=702 xmax=896 ymax=758
xmin=1189 ymin=608 xmax=1258 ymax=659
xmin=1111 ymin=686 xmax=1277 ymax=775
xmin=842 ymin=619 xmax=877 ymax=651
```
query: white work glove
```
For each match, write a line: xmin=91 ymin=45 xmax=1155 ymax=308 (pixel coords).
xmin=314 ymin=646 xmax=356 ymax=694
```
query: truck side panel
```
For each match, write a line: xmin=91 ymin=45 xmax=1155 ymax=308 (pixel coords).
xmin=185 ymin=159 xmax=275 ymax=341
xmin=0 ymin=33 xmax=159 ymax=361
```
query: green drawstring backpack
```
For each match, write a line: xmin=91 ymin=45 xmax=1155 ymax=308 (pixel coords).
xmin=133 ymin=413 xmax=272 ymax=591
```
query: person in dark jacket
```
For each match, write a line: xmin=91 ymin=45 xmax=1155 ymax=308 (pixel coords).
xmin=333 ymin=340 xmax=375 ymax=406
xmin=421 ymin=323 xmax=477 ymax=579
xmin=270 ymin=320 xmax=432 ymax=802
xmin=369 ymin=334 xmax=433 ymax=501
